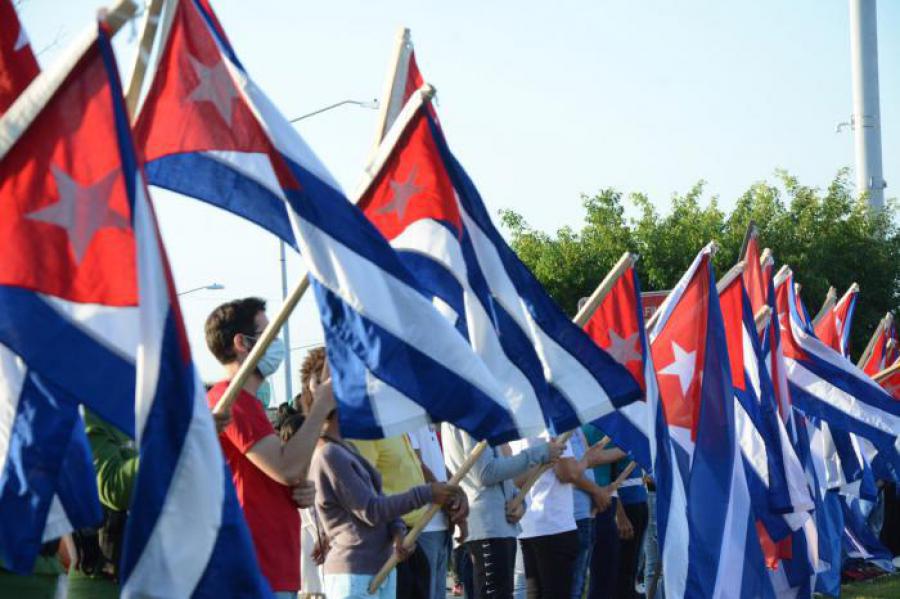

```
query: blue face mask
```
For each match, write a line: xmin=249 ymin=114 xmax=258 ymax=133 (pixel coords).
xmin=256 ymin=337 xmax=285 ymax=378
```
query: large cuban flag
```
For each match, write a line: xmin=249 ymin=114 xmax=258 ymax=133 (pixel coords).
xmin=649 ymin=244 xmax=772 ymax=599
xmin=134 ymin=0 xmax=552 ymax=442
xmin=774 ymin=267 xmax=900 ymax=476
xmin=861 ymin=313 xmax=897 ymax=376
xmin=581 ymin=258 xmax=655 ymax=468
xmin=719 ymin=268 xmax=811 ymax=539
xmin=0 ymin=18 xmax=271 ymax=597
xmin=813 ymin=284 xmax=858 ymax=359
xmin=0 ymin=0 xmax=103 ymax=572
xmin=353 ymin=84 xmax=643 ymax=445
xmin=746 ymin=242 xmax=822 ymax=598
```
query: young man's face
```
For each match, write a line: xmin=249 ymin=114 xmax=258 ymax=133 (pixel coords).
xmin=234 ymin=310 xmax=269 ymax=364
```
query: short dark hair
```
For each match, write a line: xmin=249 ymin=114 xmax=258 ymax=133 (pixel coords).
xmin=205 ymin=297 xmax=266 ymax=365
xmin=298 ymin=347 xmax=327 ymax=415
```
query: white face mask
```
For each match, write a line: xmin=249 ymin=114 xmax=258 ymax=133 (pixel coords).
xmin=256 ymin=337 xmax=285 ymax=378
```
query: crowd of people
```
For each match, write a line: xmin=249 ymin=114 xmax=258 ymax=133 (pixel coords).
xmin=0 ymin=297 xmax=715 ymax=598
xmin=198 ymin=297 xmax=661 ymax=599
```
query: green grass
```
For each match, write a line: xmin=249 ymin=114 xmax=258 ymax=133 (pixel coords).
xmin=840 ymin=574 xmax=900 ymax=598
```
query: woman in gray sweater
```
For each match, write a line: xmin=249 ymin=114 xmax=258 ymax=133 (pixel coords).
xmin=303 ymin=350 xmax=460 ymax=599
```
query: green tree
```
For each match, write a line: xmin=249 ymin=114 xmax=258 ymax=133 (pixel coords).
xmin=501 ymin=171 xmax=900 ymax=362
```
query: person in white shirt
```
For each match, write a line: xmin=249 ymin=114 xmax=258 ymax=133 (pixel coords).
xmin=408 ymin=424 xmax=454 ymax=599
xmin=510 ymin=432 xmax=580 ymax=599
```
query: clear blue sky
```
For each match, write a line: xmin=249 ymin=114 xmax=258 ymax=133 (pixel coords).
xmin=19 ymin=0 xmax=900 ymax=404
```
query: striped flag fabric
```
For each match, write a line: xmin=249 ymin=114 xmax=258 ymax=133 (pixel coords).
xmin=774 ymin=268 xmax=900 ymax=474
xmin=719 ymin=268 xmax=811 ymax=538
xmin=813 ymin=284 xmax=858 ymax=358
xmin=134 ymin=0 xmax=577 ymax=442
xmin=0 ymin=0 xmax=104 ymax=571
xmin=745 ymin=241 xmax=822 ymax=597
xmin=649 ymin=244 xmax=772 ymax=599
xmin=354 ymin=85 xmax=643 ymax=445
xmin=0 ymin=19 xmax=271 ymax=596
xmin=861 ymin=313 xmax=896 ymax=376
xmin=581 ymin=258 xmax=654 ymax=468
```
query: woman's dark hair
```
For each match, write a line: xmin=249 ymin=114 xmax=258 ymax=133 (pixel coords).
xmin=279 ymin=413 xmax=306 ymax=442
xmin=204 ymin=297 xmax=266 ymax=365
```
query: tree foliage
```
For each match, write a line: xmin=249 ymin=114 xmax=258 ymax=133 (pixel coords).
xmin=500 ymin=170 xmax=900 ymax=361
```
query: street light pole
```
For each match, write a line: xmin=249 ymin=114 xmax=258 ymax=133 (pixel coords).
xmin=290 ymin=98 xmax=379 ymax=123
xmin=178 ymin=282 xmax=225 ymax=296
xmin=848 ymin=0 xmax=886 ymax=208
xmin=276 ymin=97 xmax=380 ymax=406
xmin=279 ymin=239 xmax=293 ymax=404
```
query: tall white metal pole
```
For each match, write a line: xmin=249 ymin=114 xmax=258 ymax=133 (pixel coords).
xmin=279 ymin=240 xmax=293 ymax=404
xmin=849 ymin=0 xmax=886 ymax=208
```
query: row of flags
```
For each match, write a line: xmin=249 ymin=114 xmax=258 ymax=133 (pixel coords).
xmin=0 ymin=1 xmax=897 ymax=597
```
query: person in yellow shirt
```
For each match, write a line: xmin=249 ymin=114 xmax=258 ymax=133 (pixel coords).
xmin=351 ymin=435 xmax=466 ymax=599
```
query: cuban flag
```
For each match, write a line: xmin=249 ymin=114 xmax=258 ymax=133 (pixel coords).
xmin=813 ymin=284 xmax=858 ymax=358
xmin=579 ymin=257 xmax=685 ymax=594
xmin=354 ymin=84 xmax=643 ymax=444
xmin=719 ymin=270 xmax=811 ymax=535
xmin=135 ymin=0 xmax=546 ymax=442
xmin=0 ymin=19 xmax=270 ymax=596
xmin=0 ymin=1 xmax=105 ymax=572
xmin=649 ymin=244 xmax=772 ymax=599
xmin=580 ymin=258 xmax=655 ymax=467
xmin=876 ymin=364 xmax=900 ymax=400
xmin=774 ymin=268 xmax=900 ymax=475
xmin=860 ymin=313 xmax=896 ymax=376
xmin=744 ymin=238 xmax=822 ymax=597
xmin=0 ymin=0 xmax=38 ymax=115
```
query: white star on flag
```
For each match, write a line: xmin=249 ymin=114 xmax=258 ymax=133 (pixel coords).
xmin=187 ymin=55 xmax=239 ymax=125
xmin=659 ymin=341 xmax=697 ymax=396
xmin=27 ymin=166 xmax=128 ymax=264
xmin=376 ymin=165 xmax=423 ymax=220
xmin=606 ymin=330 xmax=641 ymax=365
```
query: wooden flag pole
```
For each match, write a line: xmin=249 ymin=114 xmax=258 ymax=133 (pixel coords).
xmin=715 ymin=260 xmax=745 ymax=294
xmin=857 ymin=312 xmax=892 ymax=369
xmin=124 ymin=0 xmax=165 ymax=119
xmin=811 ymin=286 xmax=837 ymax=327
xmin=755 ymin=306 xmax=772 ymax=336
xmin=873 ymin=359 xmax=900 ymax=384
xmin=505 ymin=430 xmax=576 ymax=513
xmin=573 ymin=252 xmax=638 ymax=326
xmin=369 ymin=26 xmax=412 ymax=157
xmin=609 ymin=460 xmax=638 ymax=491
xmin=368 ymin=439 xmax=489 ymax=593
xmin=213 ymin=274 xmax=310 ymax=415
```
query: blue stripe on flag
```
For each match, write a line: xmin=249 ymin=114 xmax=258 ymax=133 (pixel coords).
xmin=312 ymin=281 xmax=522 ymax=443
xmin=145 ymin=153 xmax=297 ymax=249
xmin=120 ymin=312 xmax=194 ymax=578
xmin=0 ymin=286 xmax=135 ymax=436
xmin=0 ymin=372 xmax=83 ymax=572
xmin=685 ymin=264 xmax=736 ymax=598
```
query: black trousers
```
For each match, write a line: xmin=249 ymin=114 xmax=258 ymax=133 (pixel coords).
xmin=520 ymin=530 xmax=579 ymax=599
xmin=466 ymin=537 xmax=517 ymax=599
xmin=615 ymin=501 xmax=649 ymax=599
xmin=397 ymin=544 xmax=431 ymax=599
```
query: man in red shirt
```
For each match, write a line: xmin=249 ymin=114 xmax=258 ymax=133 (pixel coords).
xmin=205 ymin=297 xmax=334 ymax=597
